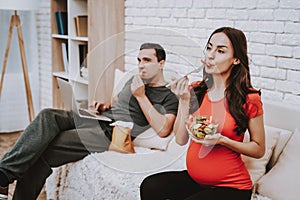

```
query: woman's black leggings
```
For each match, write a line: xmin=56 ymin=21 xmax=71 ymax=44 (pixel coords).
xmin=140 ymin=170 xmax=252 ymax=200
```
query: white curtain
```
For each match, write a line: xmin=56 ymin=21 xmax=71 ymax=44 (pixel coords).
xmin=0 ymin=10 xmax=39 ymax=132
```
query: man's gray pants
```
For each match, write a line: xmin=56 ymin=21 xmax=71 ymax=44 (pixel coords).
xmin=0 ymin=108 xmax=111 ymax=200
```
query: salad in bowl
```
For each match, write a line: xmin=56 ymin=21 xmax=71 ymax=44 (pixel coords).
xmin=187 ymin=116 xmax=219 ymax=142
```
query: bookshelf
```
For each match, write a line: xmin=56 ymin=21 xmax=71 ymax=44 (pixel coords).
xmin=51 ymin=0 xmax=124 ymax=108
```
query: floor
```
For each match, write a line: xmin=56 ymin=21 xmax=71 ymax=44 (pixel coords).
xmin=0 ymin=131 xmax=47 ymax=200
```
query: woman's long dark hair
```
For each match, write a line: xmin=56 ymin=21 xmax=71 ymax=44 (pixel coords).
xmin=189 ymin=27 xmax=260 ymax=136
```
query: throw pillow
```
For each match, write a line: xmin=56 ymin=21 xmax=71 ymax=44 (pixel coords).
xmin=133 ymin=128 xmax=174 ymax=150
xmin=266 ymin=127 xmax=292 ymax=170
xmin=242 ymin=126 xmax=280 ymax=184
xmin=256 ymin=128 xmax=300 ymax=200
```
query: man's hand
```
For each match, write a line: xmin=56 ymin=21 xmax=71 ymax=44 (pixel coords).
xmin=131 ymin=75 xmax=146 ymax=98
xmin=93 ymin=102 xmax=111 ymax=113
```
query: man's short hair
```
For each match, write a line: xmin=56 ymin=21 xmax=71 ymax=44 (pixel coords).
xmin=140 ymin=43 xmax=166 ymax=62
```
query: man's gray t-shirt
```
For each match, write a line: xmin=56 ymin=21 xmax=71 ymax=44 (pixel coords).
xmin=102 ymin=77 xmax=178 ymax=137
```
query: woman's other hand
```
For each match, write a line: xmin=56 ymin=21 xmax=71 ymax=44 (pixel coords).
xmin=192 ymin=133 xmax=223 ymax=146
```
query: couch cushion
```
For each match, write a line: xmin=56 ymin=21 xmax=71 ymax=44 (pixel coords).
xmin=133 ymin=128 xmax=174 ymax=150
xmin=256 ymin=128 xmax=300 ymax=200
xmin=242 ymin=126 xmax=280 ymax=184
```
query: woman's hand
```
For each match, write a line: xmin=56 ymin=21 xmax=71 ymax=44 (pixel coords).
xmin=192 ymin=133 xmax=223 ymax=146
xmin=171 ymin=76 xmax=190 ymax=101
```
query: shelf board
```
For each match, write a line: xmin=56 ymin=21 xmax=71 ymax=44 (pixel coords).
xmin=52 ymin=34 xmax=69 ymax=40
xmin=51 ymin=34 xmax=88 ymax=42
xmin=70 ymin=36 xmax=88 ymax=42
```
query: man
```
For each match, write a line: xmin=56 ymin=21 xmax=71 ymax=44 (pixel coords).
xmin=0 ymin=43 xmax=178 ymax=199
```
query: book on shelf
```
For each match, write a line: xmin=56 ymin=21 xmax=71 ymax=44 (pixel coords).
xmin=74 ymin=15 xmax=88 ymax=37
xmin=55 ymin=11 xmax=68 ymax=35
xmin=61 ymin=42 xmax=69 ymax=73
xmin=79 ymin=44 xmax=88 ymax=78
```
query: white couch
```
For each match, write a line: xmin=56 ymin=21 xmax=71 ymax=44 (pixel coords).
xmin=45 ymin=100 xmax=300 ymax=200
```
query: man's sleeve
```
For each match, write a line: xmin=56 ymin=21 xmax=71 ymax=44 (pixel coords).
xmin=162 ymin=92 xmax=179 ymax=115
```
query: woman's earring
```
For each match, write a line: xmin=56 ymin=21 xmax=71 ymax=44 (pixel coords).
xmin=233 ymin=59 xmax=240 ymax=65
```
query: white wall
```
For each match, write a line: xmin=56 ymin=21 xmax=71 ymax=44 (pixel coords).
xmin=0 ymin=10 xmax=39 ymax=132
xmin=35 ymin=0 xmax=300 ymax=116
xmin=0 ymin=0 xmax=51 ymax=132
xmin=36 ymin=0 xmax=52 ymax=109
xmin=124 ymin=0 xmax=300 ymax=105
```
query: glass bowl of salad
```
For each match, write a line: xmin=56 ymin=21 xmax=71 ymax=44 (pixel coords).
xmin=186 ymin=116 xmax=219 ymax=143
